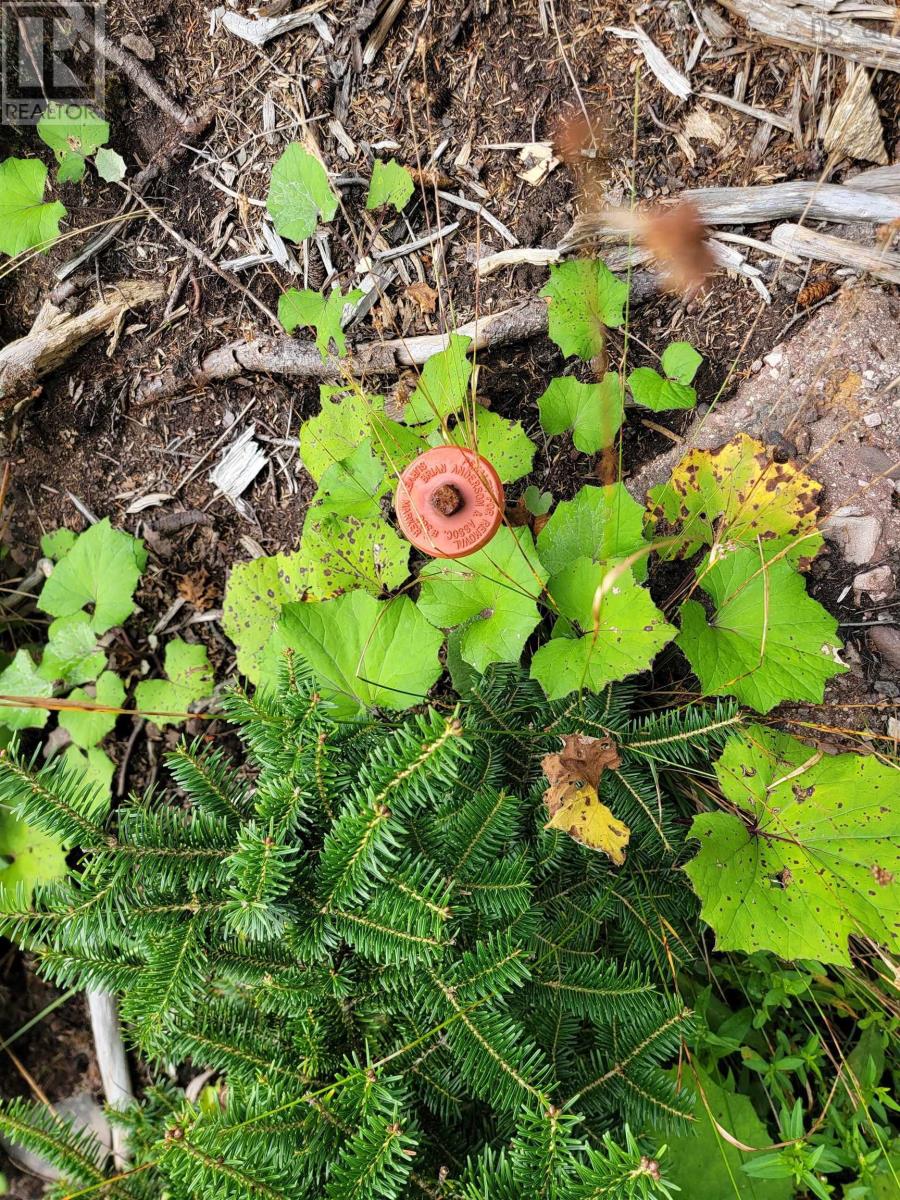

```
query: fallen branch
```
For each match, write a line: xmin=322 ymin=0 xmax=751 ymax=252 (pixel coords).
xmin=0 ymin=279 xmax=165 ymax=408
xmin=68 ymin=2 xmax=206 ymax=130
xmin=717 ymin=0 xmax=900 ymax=73
xmin=86 ymin=991 xmax=134 ymax=1168
xmin=137 ymin=276 xmax=659 ymax=404
xmin=769 ymin=224 xmax=900 ymax=284
xmin=560 ymin=182 xmax=900 ymax=250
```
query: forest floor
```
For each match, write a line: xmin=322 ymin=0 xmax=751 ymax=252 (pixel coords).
xmin=1 ymin=1 xmax=897 ymax=1194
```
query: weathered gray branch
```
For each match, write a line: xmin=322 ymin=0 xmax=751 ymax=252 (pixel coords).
xmin=717 ymin=0 xmax=900 ymax=72
xmin=137 ymin=279 xmax=656 ymax=404
xmin=0 ymin=280 xmax=165 ymax=408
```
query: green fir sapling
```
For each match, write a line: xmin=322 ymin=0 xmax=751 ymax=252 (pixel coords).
xmin=0 ymin=661 xmax=743 ymax=1200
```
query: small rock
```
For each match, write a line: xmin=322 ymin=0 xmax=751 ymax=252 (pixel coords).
xmin=863 ymin=411 xmax=883 ymax=428
xmin=764 ymin=347 xmax=784 ymax=367
xmin=750 ymin=358 xmax=762 ymax=373
xmin=853 ymin=565 xmax=894 ymax=604
xmin=869 ymin=625 xmax=900 ymax=671
xmin=821 ymin=507 xmax=882 ymax=565
xmin=122 ymin=32 xmax=156 ymax=61
xmin=888 ymin=716 xmax=900 ymax=739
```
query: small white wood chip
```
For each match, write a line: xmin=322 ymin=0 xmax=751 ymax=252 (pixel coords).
xmin=824 ymin=66 xmax=888 ymax=165
xmin=608 ymin=25 xmax=692 ymax=100
xmin=125 ymin=493 xmax=173 ymax=514
xmin=220 ymin=4 xmax=328 ymax=48
xmin=209 ymin=426 xmax=268 ymax=500
xmin=682 ymin=106 xmax=729 ymax=147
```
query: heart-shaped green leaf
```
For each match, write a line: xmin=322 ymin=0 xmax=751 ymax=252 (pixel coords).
xmin=135 ymin=640 xmax=214 ymax=728
xmin=0 ymin=158 xmax=67 ymax=256
xmin=266 ymin=144 xmax=338 ymax=242
xmin=0 ymin=650 xmax=53 ymax=731
xmin=37 ymin=519 xmax=146 ymax=634
xmin=537 ymin=373 xmax=624 ymax=454
xmin=417 ymin=527 xmax=547 ymax=672
xmin=59 ymin=671 xmax=125 ymax=749
xmin=539 ymin=259 xmax=628 ymax=360
xmin=530 ymin=560 xmax=674 ymax=700
xmin=266 ymin=592 xmax=444 ymax=717
xmin=367 ymin=159 xmax=414 ymax=211
xmin=677 ymin=549 xmax=845 ymax=713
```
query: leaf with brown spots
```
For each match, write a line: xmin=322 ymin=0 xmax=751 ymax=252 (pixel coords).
xmin=542 ymin=733 xmax=622 ymax=790
xmin=685 ymin=725 xmax=900 ymax=965
xmin=542 ymin=734 xmax=629 ymax=863
xmin=647 ymin=434 xmax=823 ymax=567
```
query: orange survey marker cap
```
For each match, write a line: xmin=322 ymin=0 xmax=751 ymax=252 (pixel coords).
xmin=395 ymin=446 xmax=505 ymax=559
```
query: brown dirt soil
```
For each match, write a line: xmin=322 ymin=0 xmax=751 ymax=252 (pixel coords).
xmin=1 ymin=2 xmax=897 ymax=1190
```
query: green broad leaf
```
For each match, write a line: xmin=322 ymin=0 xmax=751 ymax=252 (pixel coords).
xmin=59 ymin=671 xmax=125 ymax=749
xmin=278 ymin=286 xmax=362 ymax=360
xmin=298 ymin=514 xmax=410 ymax=597
xmin=300 ymin=386 xmax=431 ymax=482
xmin=0 ymin=157 xmax=67 ymax=256
xmin=530 ymin=559 xmax=674 ymax=700
xmin=38 ymin=612 xmax=105 ymax=686
xmin=677 ymin=549 xmax=845 ymax=714
xmin=134 ymin=639 xmax=214 ymax=729
xmin=647 ymin=434 xmax=824 ymax=566
xmin=403 ymin=335 xmax=473 ymax=425
xmin=662 ymin=341 xmax=702 ymax=383
xmin=95 ymin=148 xmax=126 ymax=183
xmin=627 ymin=366 xmax=696 ymax=413
xmin=40 ymin=528 xmax=77 ymax=560
xmin=661 ymin=1067 xmax=791 ymax=1199
xmin=266 ymin=144 xmax=338 ymax=243
xmin=524 ymin=485 xmax=552 ymax=516
xmin=268 ymin=592 xmax=444 ymax=717
xmin=37 ymin=103 xmax=110 ymax=161
xmin=222 ymin=551 xmax=310 ymax=683
xmin=37 ymin=518 xmax=147 ymax=634
xmin=367 ymin=158 xmax=415 ymax=211
xmin=0 ymin=650 xmax=53 ymax=731
xmin=57 ymin=152 xmax=86 ymax=183
xmin=685 ymin=725 xmax=900 ymax=965
xmin=539 ymin=259 xmax=628 ymax=360
xmin=536 ymin=483 xmax=648 ymax=579
xmin=537 ymin=373 xmax=624 ymax=454
xmin=0 ymin=805 xmax=67 ymax=903
xmin=312 ymin=441 xmax=388 ymax=519
xmin=433 ymin=408 xmax=536 ymax=484
xmin=417 ymin=526 xmax=547 ymax=672
xmin=62 ymin=746 xmax=115 ymax=813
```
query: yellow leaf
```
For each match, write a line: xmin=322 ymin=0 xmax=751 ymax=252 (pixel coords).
xmin=544 ymin=779 xmax=631 ymax=865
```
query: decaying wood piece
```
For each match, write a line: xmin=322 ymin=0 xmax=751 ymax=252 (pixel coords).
xmin=0 ymin=279 xmax=165 ymax=408
xmin=850 ymin=164 xmax=900 ymax=195
xmin=770 ymin=223 xmax=900 ymax=284
xmin=607 ymin=26 xmax=692 ymax=99
xmin=363 ymin=0 xmax=407 ymax=65
xmin=221 ymin=3 xmax=329 ymax=47
xmin=824 ymin=67 xmax=888 ymax=165
xmin=683 ymin=182 xmax=900 ymax=224
xmin=68 ymin=2 xmax=206 ymax=130
xmin=86 ymin=991 xmax=134 ymax=1168
xmin=717 ymin=0 xmax=900 ymax=73
xmin=138 ymin=276 xmax=662 ymax=403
